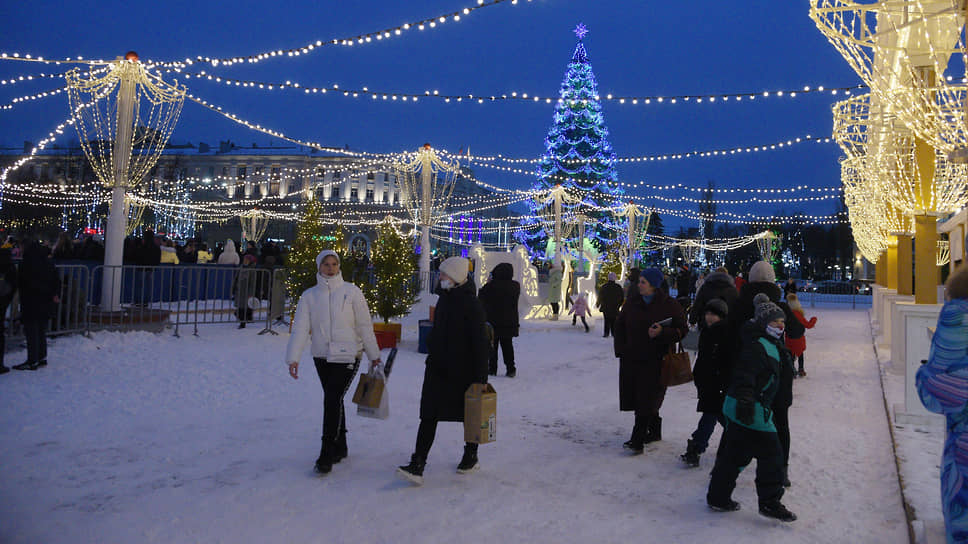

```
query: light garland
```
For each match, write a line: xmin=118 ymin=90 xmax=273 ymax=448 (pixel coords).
xmin=149 ymin=0 xmax=531 ymax=69
xmin=0 ymin=84 xmax=67 ymax=111
xmin=176 ymin=68 xmax=864 ymax=107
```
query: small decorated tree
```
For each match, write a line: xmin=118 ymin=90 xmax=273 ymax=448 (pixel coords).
xmin=365 ymin=219 xmax=418 ymax=323
xmin=286 ymin=198 xmax=328 ymax=305
xmin=597 ymin=240 xmax=624 ymax=290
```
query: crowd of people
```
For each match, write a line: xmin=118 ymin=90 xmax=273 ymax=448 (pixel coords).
xmin=285 ymin=249 xmax=821 ymax=524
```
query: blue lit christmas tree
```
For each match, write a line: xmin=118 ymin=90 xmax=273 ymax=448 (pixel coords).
xmin=518 ymin=24 xmax=624 ymax=259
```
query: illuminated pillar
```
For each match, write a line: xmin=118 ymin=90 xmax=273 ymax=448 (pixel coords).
xmin=875 ymin=250 xmax=886 ymax=286
xmin=896 ymin=233 xmax=913 ymax=296
xmin=914 ymin=214 xmax=939 ymax=304
xmin=887 ymin=237 xmax=899 ymax=290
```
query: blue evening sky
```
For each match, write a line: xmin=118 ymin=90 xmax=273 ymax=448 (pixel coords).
xmin=0 ymin=1 xmax=861 ymax=230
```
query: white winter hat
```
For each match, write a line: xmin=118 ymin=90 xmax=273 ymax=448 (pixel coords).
xmin=439 ymin=256 xmax=469 ymax=285
xmin=316 ymin=249 xmax=340 ymax=269
xmin=748 ymin=260 xmax=776 ymax=284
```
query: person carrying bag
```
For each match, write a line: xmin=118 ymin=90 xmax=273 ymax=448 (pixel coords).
xmin=285 ymin=250 xmax=382 ymax=475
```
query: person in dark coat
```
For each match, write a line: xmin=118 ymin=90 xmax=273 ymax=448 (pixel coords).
xmin=613 ymin=267 xmax=688 ymax=453
xmin=233 ymin=254 xmax=258 ymax=328
xmin=729 ymin=260 xmax=796 ymax=486
xmin=707 ymin=297 xmax=797 ymax=522
xmin=0 ymin=248 xmax=17 ymax=374
xmin=689 ymin=267 xmax=739 ymax=330
xmin=398 ymin=257 xmax=490 ymax=485
xmin=478 ymin=262 xmax=520 ymax=378
xmin=676 ymin=266 xmax=694 ymax=298
xmin=783 ymin=278 xmax=798 ymax=298
xmin=597 ymin=272 xmax=624 ymax=338
xmin=13 ymin=242 xmax=60 ymax=371
xmin=624 ymin=267 xmax=640 ymax=302
xmin=680 ymin=298 xmax=730 ymax=467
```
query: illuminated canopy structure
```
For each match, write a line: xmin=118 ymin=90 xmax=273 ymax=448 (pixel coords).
xmin=66 ymin=52 xmax=185 ymax=310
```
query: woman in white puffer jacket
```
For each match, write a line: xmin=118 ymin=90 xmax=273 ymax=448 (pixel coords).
xmin=286 ymin=250 xmax=381 ymax=475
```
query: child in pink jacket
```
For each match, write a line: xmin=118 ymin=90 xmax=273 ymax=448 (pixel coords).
xmin=569 ymin=292 xmax=591 ymax=333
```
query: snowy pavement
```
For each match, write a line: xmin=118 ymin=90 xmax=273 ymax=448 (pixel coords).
xmin=0 ymin=306 xmax=911 ymax=543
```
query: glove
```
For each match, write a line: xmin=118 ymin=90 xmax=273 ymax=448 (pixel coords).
xmin=736 ymin=400 xmax=755 ymax=425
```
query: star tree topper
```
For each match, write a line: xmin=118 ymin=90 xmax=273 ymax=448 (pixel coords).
xmin=574 ymin=23 xmax=588 ymax=40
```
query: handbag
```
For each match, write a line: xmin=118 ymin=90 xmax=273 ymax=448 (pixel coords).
xmin=660 ymin=342 xmax=693 ymax=387
xmin=357 ymin=348 xmax=397 ymax=420
xmin=327 ymin=341 xmax=358 ymax=363
xmin=352 ymin=367 xmax=385 ymax=409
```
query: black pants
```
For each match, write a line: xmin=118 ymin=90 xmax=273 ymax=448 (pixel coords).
xmin=707 ymin=421 xmax=785 ymax=507
xmin=572 ymin=315 xmax=588 ymax=331
xmin=797 ymin=354 xmax=805 ymax=373
xmin=313 ymin=358 xmax=360 ymax=443
xmin=0 ymin=302 xmax=8 ymax=366
xmin=773 ymin=405 xmax=790 ymax=468
xmin=489 ymin=336 xmax=515 ymax=374
xmin=24 ymin=317 xmax=47 ymax=364
xmin=602 ymin=312 xmax=616 ymax=337
xmin=550 ymin=302 xmax=559 ymax=316
xmin=415 ymin=418 xmax=478 ymax=460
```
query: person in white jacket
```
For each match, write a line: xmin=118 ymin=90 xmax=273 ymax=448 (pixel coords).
xmin=286 ymin=250 xmax=382 ymax=475
xmin=217 ymin=239 xmax=240 ymax=266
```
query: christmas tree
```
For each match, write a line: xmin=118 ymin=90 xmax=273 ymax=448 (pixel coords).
xmin=286 ymin=198 xmax=330 ymax=305
xmin=518 ymin=23 xmax=624 ymax=258
xmin=364 ymin=219 xmax=418 ymax=323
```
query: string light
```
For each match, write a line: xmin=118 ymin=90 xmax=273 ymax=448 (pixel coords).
xmin=0 ymin=84 xmax=67 ymax=111
xmin=148 ymin=0 xmax=532 ymax=69
xmin=175 ymin=69 xmax=864 ymax=108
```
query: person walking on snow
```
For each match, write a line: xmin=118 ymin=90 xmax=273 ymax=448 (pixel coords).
xmin=597 ymin=272 xmax=624 ymax=338
xmin=917 ymin=264 xmax=968 ymax=543
xmin=706 ymin=296 xmax=797 ymax=522
xmin=613 ymin=267 xmax=688 ymax=454
xmin=478 ymin=262 xmax=520 ymax=378
xmin=13 ymin=242 xmax=60 ymax=371
xmin=680 ymin=298 xmax=730 ymax=467
xmin=285 ymin=250 xmax=382 ymax=475
xmin=398 ymin=257 xmax=490 ymax=486
xmin=547 ymin=261 xmax=564 ymax=320
xmin=569 ymin=291 xmax=591 ymax=333
xmin=784 ymin=293 xmax=817 ymax=378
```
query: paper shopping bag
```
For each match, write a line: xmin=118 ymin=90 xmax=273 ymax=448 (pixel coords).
xmin=352 ymin=368 xmax=385 ymax=408
xmin=464 ymin=384 xmax=497 ymax=444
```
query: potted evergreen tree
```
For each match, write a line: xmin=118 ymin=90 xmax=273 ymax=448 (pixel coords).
xmin=365 ymin=219 xmax=418 ymax=347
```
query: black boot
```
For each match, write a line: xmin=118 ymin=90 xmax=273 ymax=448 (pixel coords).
xmin=397 ymin=454 xmax=426 ymax=485
xmin=623 ymin=417 xmax=646 ymax=454
xmin=333 ymin=430 xmax=348 ymax=463
xmin=506 ymin=366 xmax=516 ymax=378
xmin=680 ymin=439 xmax=701 ymax=468
xmin=314 ymin=440 xmax=335 ymax=474
xmin=0 ymin=364 xmax=8 ymax=374
xmin=782 ymin=465 xmax=791 ymax=487
xmin=643 ymin=416 xmax=662 ymax=444
xmin=457 ymin=444 xmax=480 ymax=474
xmin=759 ymin=501 xmax=797 ymax=522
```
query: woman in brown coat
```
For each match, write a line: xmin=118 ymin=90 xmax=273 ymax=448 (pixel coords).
xmin=613 ymin=267 xmax=688 ymax=453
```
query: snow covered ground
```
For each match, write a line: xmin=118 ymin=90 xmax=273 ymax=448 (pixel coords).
xmin=0 ymin=305 xmax=912 ymax=543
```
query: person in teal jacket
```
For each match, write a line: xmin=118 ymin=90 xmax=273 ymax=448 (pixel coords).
xmin=707 ymin=295 xmax=797 ymax=522
xmin=917 ymin=265 xmax=968 ymax=544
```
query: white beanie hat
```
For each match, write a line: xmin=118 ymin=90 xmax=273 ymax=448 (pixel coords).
xmin=748 ymin=260 xmax=776 ymax=284
xmin=315 ymin=249 xmax=340 ymax=269
xmin=439 ymin=256 xmax=469 ymax=285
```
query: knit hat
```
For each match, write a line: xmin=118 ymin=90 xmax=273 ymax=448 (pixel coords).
xmin=641 ymin=267 xmax=664 ymax=289
xmin=748 ymin=260 xmax=776 ymax=283
xmin=439 ymin=256 xmax=469 ymax=285
xmin=753 ymin=292 xmax=785 ymax=327
xmin=315 ymin=249 xmax=340 ymax=269
xmin=704 ymin=298 xmax=728 ymax=319
xmin=607 ymin=272 xmax=617 ymax=281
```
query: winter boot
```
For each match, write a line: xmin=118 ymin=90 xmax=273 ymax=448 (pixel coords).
xmin=397 ymin=454 xmax=426 ymax=486
xmin=333 ymin=430 xmax=348 ymax=463
xmin=643 ymin=416 xmax=662 ymax=444
xmin=759 ymin=501 xmax=797 ymax=522
xmin=0 ymin=364 xmax=8 ymax=374
xmin=456 ymin=444 xmax=480 ymax=474
xmin=707 ymin=499 xmax=741 ymax=512
xmin=13 ymin=361 xmax=37 ymax=371
xmin=782 ymin=465 xmax=791 ymax=487
xmin=623 ymin=420 xmax=646 ymax=454
xmin=506 ymin=366 xmax=516 ymax=378
xmin=680 ymin=439 xmax=701 ymax=468
xmin=314 ymin=440 xmax=335 ymax=474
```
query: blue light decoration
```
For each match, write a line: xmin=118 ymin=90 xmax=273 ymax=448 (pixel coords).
xmin=516 ymin=24 xmax=624 ymax=259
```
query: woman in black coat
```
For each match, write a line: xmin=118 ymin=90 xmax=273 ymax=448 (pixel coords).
xmin=681 ymin=298 xmax=731 ymax=467
xmin=613 ymin=268 xmax=688 ymax=453
xmin=399 ymin=257 xmax=489 ymax=485
xmin=0 ymin=248 xmax=17 ymax=374
xmin=689 ymin=269 xmax=739 ymax=329
xmin=478 ymin=262 xmax=520 ymax=377
xmin=13 ymin=242 xmax=60 ymax=371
